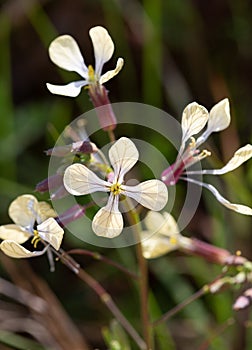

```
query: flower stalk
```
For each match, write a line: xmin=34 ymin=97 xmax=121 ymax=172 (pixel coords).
xmin=57 ymin=249 xmax=147 ymax=350
xmin=123 ymin=198 xmax=153 ymax=350
xmin=88 ymin=84 xmax=117 ymax=131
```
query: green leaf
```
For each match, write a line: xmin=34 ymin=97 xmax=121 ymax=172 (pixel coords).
xmin=102 ymin=319 xmax=131 ymax=350
xmin=0 ymin=330 xmax=48 ymax=350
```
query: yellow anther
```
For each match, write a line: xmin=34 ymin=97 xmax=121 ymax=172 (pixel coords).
xmin=198 ymin=149 xmax=211 ymax=160
xmin=110 ymin=183 xmax=122 ymax=196
xmin=88 ymin=65 xmax=96 ymax=82
xmin=170 ymin=237 xmax=178 ymax=245
xmin=236 ymin=250 xmax=242 ymax=256
xmin=189 ymin=137 xmax=196 ymax=148
xmin=31 ymin=230 xmax=41 ymax=248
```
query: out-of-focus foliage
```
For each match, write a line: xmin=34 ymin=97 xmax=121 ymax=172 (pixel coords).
xmin=0 ymin=0 xmax=251 ymax=349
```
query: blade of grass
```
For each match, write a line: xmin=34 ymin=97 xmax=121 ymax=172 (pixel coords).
xmin=0 ymin=15 xmax=16 ymax=180
xmin=142 ymin=0 xmax=163 ymax=106
xmin=0 ymin=330 xmax=47 ymax=350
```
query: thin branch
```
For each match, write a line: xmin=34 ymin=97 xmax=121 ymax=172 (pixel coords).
xmin=152 ymin=288 xmax=206 ymax=326
xmin=197 ymin=318 xmax=235 ymax=350
xmin=136 ymin=242 xmax=152 ymax=349
xmin=107 ymin=129 xmax=116 ymax=142
xmin=153 ymin=270 xmax=231 ymax=326
xmin=66 ymin=249 xmax=139 ymax=280
xmin=57 ymin=251 xmax=147 ymax=350
xmin=124 ymin=198 xmax=153 ymax=349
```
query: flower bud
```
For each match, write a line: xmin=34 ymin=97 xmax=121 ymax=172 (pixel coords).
xmin=56 ymin=204 xmax=86 ymax=227
xmin=36 ymin=174 xmax=63 ymax=193
xmin=88 ymin=84 xmax=117 ymax=131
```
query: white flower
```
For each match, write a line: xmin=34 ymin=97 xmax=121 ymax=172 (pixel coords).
xmin=141 ymin=211 xmax=184 ymax=259
xmin=64 ymin=137 xmax=168 ymax=238
xmin=161 ymin=98 xmax=252 ymax=215
xmin=0 ymin=195 xmax=64 ymax=258
xmin=46 ymin=26 xmax=124 ymax=97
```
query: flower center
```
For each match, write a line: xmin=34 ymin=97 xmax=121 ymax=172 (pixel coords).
xmin=110 ymin=183 xmax=122 ymax=196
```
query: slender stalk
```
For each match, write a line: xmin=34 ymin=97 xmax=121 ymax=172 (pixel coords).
xmin=66 ymin=249 xmax=139 ymax=280
xmin=124 ymin=199 xmax=152 ymax=349
xmin=153 ymin=271 xmax=229 ymax=326
xmin=106 ymin=111 xmax=151 ymax=346
xmin=108 ymin=129 xmax=116 ymax=142
xmin=197 ymin=318 xmax=235 ymax=350
xmin=136 ymin=241 xmax=152 ymax=349
xmin=152 ymin=288 xmax=206 ymax=326
xmin=56 ymin=250 xmax=146 ymax=350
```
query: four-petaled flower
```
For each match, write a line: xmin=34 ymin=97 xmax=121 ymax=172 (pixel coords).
xmin=141 ymin=211 xmax=188 ymax=259
xmin=64 ymin=137 xmax=168 ymax=238
xmin=46 ymin=26 xmax=124 ymax=97
xmin=0 ymin=195 xmax=64 ymax=258
xmin=161 ymin=98 xmax=252 ymax=215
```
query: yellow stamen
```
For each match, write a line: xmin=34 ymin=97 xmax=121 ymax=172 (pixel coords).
xmin=31 ymin=230 xmax=40 ymax=248
xmin=189 ymin=137 xmax=196 ymax=148
xmin=198 ymin=149 xmax=211 ymax=160
xmin=88 ymin=65 xmax=96 ymax=82
xmin=170 ymin=237 xmax=178 ymax=245
xmin=110 ymin=183 xmax=122 ymax=196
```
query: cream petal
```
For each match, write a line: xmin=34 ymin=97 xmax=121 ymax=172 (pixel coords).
xmin=187 ymin=144 xmax=252 ymax=175
xmin=89 ymin=26 xmax=114 ymax=77
xmin=0 ymin=240 xmax=47 ymax=258
xmin=180 ymin=102 xmax=209 ymax=152
xmin=208 ymin=98 xmax=231 ymax=132
xmin=0 ymin=224 xmax=30 ymax=244
xmin=92 ymin=195 xmax=123 ymax=238
xmin=205 ymin=183 xmax=252 ymax=215
xmin=184 ymin=177 xmax=252 ymax=215
xmin=141 ymin=211 xmax=180 ymax=258
xmin=109 ymin=137 xmax=139 ymax=183
xmin=48 ymin=35 xmax=88 ymax=77
xmin=196 ymin=98 xmax=231 ymax=146
xmin=141 ymin=231 xmax=179 ymax=259
xmin=206 ymin=144 xmax=252 ymax=175
xmin=145 ymin=211 xmax=179 ymax=236
xmin=9 ymin=195 xmax=38 ymax=228
xmin=143 ymin=211 xmax=166 ymax=233
xmin=46 ymin=81 xmax=88 ymax=97
xmin=37 ymin=202 xmax=57 ymax=223
xmin=123 ymin=180 xmax=168 ymax=211
xmin=37 ymin=218 xmax=64 ymax=251
xmin=63 ymin=163 xmax=109 ymax=196
xmin=100 ymin=58 xmax=124 ymax=85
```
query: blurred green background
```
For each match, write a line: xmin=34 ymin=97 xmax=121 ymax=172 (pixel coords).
xmin=0 ymin=0 xmax=252 ymax=349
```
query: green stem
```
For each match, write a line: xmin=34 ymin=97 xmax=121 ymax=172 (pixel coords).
xmin=106 ymin=122 xmax=151 ymax=347
xmin=136 ymin=241 xmax=152 ymax=349
xmin=152 ymin=271 xmax=229 ymax=326
xmin=108 ymin=129 xmax=116 ymax=142
xmin=152 ymin=288 xmax=206 ymax=326
xmin=57 ymin=250 xmax=146 ymax=350
xmin=124 ymin=199 xmax=152 ymax=349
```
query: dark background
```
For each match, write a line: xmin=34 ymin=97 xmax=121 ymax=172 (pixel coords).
xmin=0 ymin=1 xmax=251 ymax=349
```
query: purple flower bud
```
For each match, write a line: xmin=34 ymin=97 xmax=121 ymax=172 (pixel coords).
xmin=182 ymin=238 xmax=231 ymax=265
xmin=45 ymin=145 xmax=73 ymax=157
xmin=46 ymin=141 xmax=98 ymax=157
xmin=56 ymin=204 xmax=86 ymax=226
xmin=36 ymin=174 xmax=64 ymax=193
xmin=233 ymin=288 xmax=252 ymax=311
xmin=50 ymin=185 xmax=69 ymax=200
xmin=88 ymin=84 xmax=117 ymax=131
